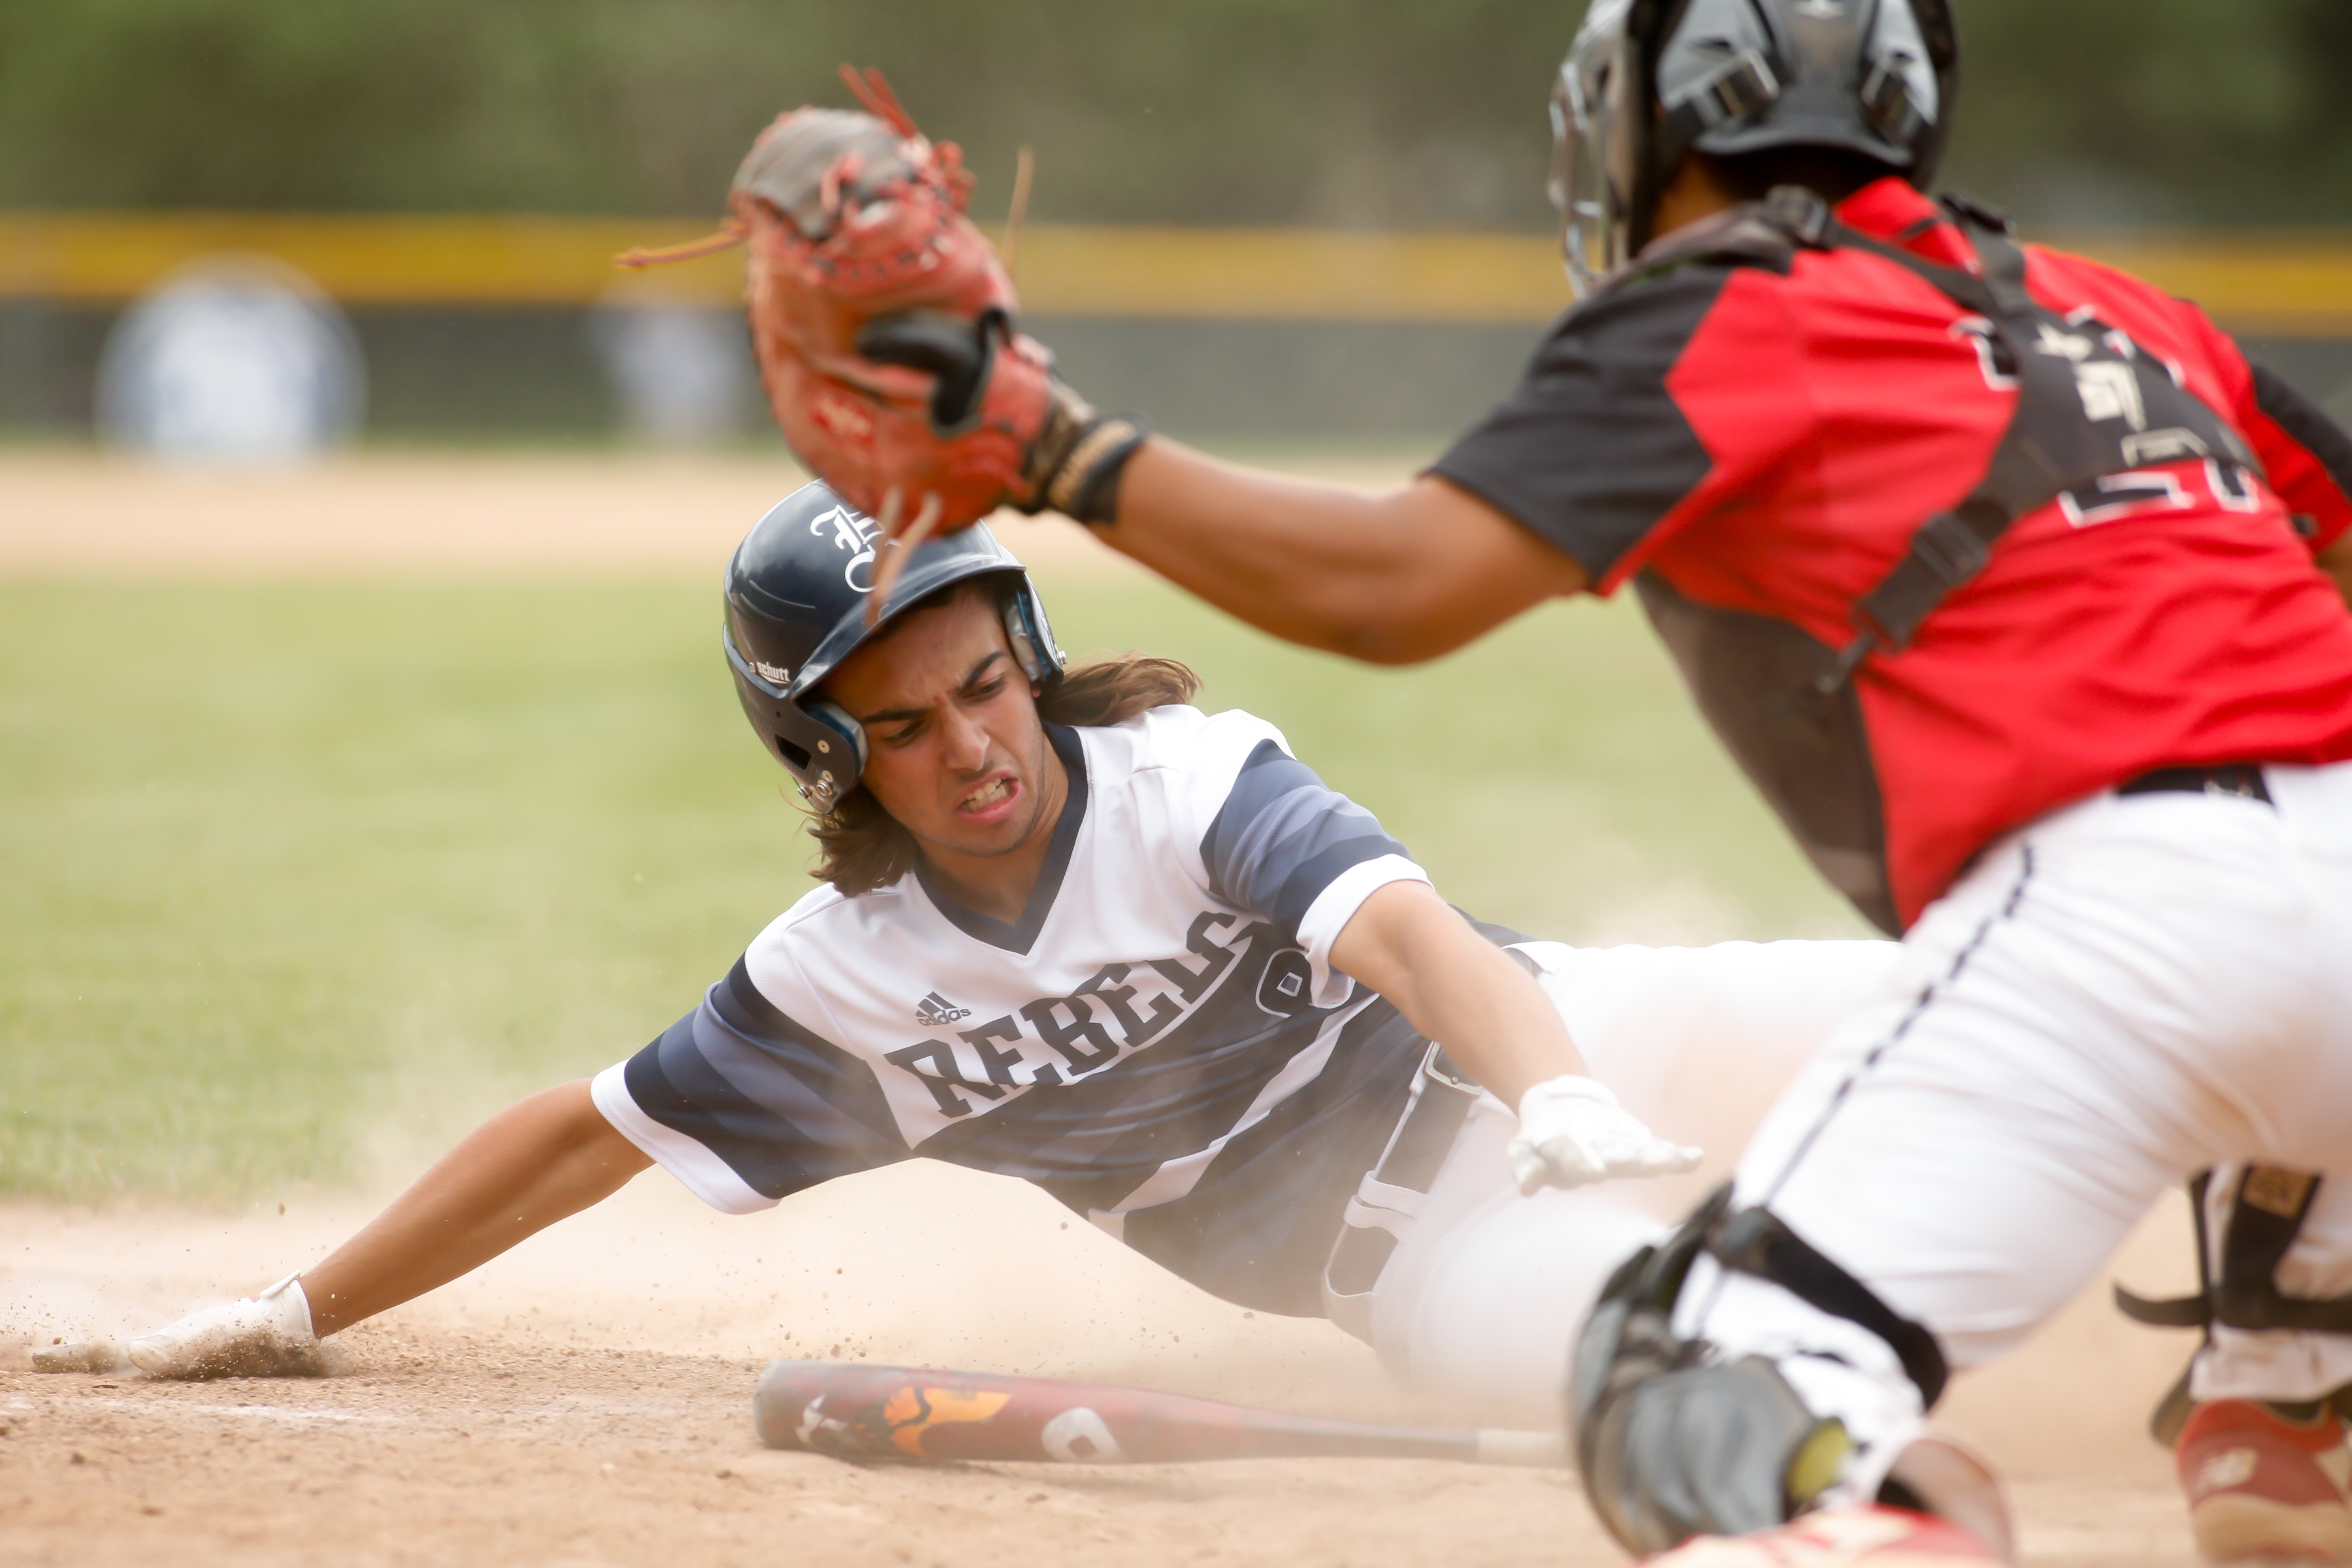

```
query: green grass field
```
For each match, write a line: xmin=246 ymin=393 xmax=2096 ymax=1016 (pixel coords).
xmin=0 ymin=566 xmax=1863 ymax=1204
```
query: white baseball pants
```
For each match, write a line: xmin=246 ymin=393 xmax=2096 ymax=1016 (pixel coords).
xmin=1337 ymin=937 xmax=1904 ymax=1426
xmin=1675 ymin=760 xmax=2352 ymax=1499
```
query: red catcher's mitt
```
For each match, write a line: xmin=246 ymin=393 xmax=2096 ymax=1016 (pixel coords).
xmin=617 ymin=67 xmax=1144 ymax=559
xmin=719 ymin=67 xmax=1137 ymax=547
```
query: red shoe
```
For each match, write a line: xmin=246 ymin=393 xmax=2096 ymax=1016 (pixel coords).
xmin=1639 ymin=1505 xmax=2000 ymax=1564
xmin=2178 ymin=1399 xmax=2352 ymax=1563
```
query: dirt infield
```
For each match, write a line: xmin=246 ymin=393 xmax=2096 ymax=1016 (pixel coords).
xmin=0 ymin=451 xmax=1020 ymax=576
xmin=0 ymin=448 xmax=1403 ymax=578
xmin=4 ymin=1164 xmax=2207 ymax=1568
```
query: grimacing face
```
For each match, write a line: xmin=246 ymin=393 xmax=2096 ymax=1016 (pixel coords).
xmin=821 ymin=589 xmax=1061 ymax=866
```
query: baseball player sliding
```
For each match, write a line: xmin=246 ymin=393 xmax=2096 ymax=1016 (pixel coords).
xmin=70 ymin=483 xmax=1897 ymax=1433
xmin=708 ymin=4 xmax=2352 ymax=1564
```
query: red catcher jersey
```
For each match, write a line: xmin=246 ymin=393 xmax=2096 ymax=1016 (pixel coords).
xmin=1438 ymin=178 xmax=2352 ymax=928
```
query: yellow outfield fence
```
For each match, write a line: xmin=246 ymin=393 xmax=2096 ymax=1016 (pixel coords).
xmin=3 ymin=210 xmax=2350 ymax=333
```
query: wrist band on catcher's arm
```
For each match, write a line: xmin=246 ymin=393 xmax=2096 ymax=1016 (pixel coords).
xmin=1045 ymin=416 xmax=1149 ymax=525
xmin=1020 ymin=376 xmax=1149 ymax=527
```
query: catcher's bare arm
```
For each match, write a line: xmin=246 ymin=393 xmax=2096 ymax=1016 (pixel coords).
xmin=1098 ymin=444 xmax=1590 ymax=665
xmin=1096 ymin=438 xmax=2352 ymax=656
xmin=301 ymin=1081 xmax=649 ymax=1333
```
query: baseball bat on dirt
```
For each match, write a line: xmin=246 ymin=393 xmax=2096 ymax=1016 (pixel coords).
xmin=752 ymin=1359 xmax=1567 ymax=1467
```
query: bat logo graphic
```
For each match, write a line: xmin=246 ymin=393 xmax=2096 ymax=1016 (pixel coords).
xmin=753 ymin=1360 xmax=1565 ymax=1469
xmin=878 ymin=1384 xmax=1013 ymax=1457
xmin=789 ymin=1381 xmax=1011 ymax=1460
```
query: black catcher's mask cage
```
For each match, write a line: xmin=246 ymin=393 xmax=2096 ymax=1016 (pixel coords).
xmin=1551 ymin=0 xmax=1959 ymax=297
xmin=720 ymin=482 xmax=1064 ymax=810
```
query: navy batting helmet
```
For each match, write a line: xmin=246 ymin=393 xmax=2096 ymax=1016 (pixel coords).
xmin=1551 ymin=0 xmax=1959 ymax=294
xmin=721 ymin=482 xmax=1064 ymax=809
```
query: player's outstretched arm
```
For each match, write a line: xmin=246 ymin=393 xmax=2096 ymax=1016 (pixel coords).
xmin=1096 ymin=441 xmax=1590 ymax=666
xmin=1329 ymin=880 xmax=1584 ymax=1108
xmin=298 ymin=1080 xmax=651 ymax=1334
xmin=100 ymin=1081 xmax=649 ymax=1379
xmin=1329 ymin=881 xmax=1699 ymax=1194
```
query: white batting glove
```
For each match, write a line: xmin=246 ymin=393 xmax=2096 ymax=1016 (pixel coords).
xmin=1507 ymin=1075 xmax=1704 ymax=1195
xmin=120 ymin=1272 xmax=325 ymax=1379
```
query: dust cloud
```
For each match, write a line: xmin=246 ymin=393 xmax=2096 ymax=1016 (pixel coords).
xmin=5 ymin=1149 xmax=2205 ymax=1567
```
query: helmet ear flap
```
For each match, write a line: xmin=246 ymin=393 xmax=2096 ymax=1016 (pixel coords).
xmin=806 ymin=700 xmax=869 ymax=779
xmin=1001 ymin=598 xmax=1043 ymax=685
xmin=997 ymin=581 xmax=1063 ymax=687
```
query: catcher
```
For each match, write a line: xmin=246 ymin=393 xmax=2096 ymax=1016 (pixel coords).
xmin=65 ymin=483 xmax=1897 ymax=1430
xmin=706 ymin=18 xmax=2352 ymax=1567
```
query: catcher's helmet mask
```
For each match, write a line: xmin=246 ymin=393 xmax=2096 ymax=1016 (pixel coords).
xmin=1552 ymin=0 xmax=1959 ymax=296
xmin=722 ymin=481 xmax=1064 ymax=810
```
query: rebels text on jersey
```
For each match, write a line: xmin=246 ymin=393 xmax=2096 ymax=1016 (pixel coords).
xmin=592 ymin=707 xmax=1441 ymax=1315
xmin=1437 ymin=178 xmax=2352 ymax=928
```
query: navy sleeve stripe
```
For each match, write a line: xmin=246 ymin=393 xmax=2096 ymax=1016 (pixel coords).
xmin=623 ymin=962 xmax=909 ymax=1201
xmin=707 ymin=958 xmax=904 ymax=1147
xmin=627 ymin=1017 xmax=838 ymax=1197
xmin=689 ymin=1000 xmax=904 ymax=1152
xmin=1200 ymin=740 xmax=1412 ymax=943
xmin=1220 ymin=779 xmax=1380 ymax=883
xmin=1270 ymin=836 xmax=1406 ymax=936
xmin=1201 ymin=741 xmax=1319 ymax=870
xmin=715 ymin=955 xmax=818 ymax=1042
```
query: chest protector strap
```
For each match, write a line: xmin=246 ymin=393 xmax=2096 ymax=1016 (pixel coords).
xmin=1612 ymin=189 xmax=2266 ymax=932
xmin=1748 ymin=186 xmax=2265 ymax=693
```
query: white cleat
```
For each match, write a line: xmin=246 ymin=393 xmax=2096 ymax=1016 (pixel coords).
xmin=122 ymin=1272 xmax=325 ymax=1379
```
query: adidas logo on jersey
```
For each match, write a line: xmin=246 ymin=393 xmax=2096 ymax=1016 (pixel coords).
xmin=914 ymin=991 xmax=972 ymax=1026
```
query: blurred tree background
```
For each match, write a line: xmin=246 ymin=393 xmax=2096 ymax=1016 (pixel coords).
xmin=1 ymin=0 xmax=2345 ymax=230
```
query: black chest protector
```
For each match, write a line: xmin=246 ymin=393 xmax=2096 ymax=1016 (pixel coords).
xmin=1625 ymin=188 xmax=2262 ymax=934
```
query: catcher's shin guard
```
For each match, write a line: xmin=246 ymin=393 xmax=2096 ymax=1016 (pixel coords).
xmin=1569 ymin=1184 xmax=1949 ymax=1557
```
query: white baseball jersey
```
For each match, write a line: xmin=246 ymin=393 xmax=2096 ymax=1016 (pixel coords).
xmin=593 ymin=704 xmax=1452 ymax=1315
